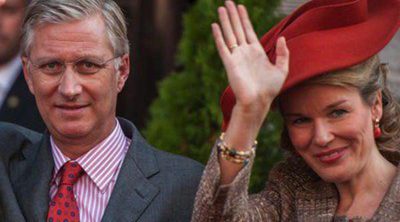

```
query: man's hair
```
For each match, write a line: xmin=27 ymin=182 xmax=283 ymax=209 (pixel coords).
xmin=21 ymin=0 xmax=129 ymax=56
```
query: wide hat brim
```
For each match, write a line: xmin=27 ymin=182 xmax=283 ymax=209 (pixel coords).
xmin=221 ymin=0 xmax=400 ymax=131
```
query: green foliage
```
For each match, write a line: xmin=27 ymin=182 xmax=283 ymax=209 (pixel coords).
xmin=144 ymin=0 xmax=283 ymax=192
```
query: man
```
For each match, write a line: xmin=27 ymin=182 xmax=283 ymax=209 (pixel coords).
xmin=0 ymin=0 xmax=45 ymax=132
xmin=0 ymin=0 xmax=203 ymax=221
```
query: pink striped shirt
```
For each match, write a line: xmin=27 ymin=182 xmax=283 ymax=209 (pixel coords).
xmin=49 ymin=120 xmax=130 ymax=222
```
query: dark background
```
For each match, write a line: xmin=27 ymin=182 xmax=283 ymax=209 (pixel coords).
xmin=115 ymin=0 xmax=196 ymax=129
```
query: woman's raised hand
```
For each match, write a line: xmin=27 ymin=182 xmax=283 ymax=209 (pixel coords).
xmin=212 ymin=1 xmax=289 ymax=114
xmin=213 ymin=1 xmax=290 ymax=184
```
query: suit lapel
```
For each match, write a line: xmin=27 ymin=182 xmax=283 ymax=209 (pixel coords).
xmin=101 ymin=119 xmax=160 ymax=222
xmin=10 ymin=133 xmax=54 ymax=222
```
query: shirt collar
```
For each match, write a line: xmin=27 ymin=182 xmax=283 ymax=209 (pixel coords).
xmin=50 ymin=119 xmax=128 ymax=192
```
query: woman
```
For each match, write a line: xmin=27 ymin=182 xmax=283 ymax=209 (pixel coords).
xmin=192 ymin=0 xmax=400 ymax=221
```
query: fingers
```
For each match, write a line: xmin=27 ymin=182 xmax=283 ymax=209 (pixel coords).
xmin=275 ymin=37 xmax=290 ymax=74
xmin=225 ymin=1 xmax=246 ymax=45
xmin=237 ymin=5 xmax=258 ymax=43
xmin=212 ymin=23 xmax=230 ymax=62
xmin=217 ymin=1 xmax=259 ymax=50
xmin=218 ymin=7 xmax=238 ymax=49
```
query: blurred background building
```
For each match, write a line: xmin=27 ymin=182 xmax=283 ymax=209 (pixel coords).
xmin=115 ymin=0 xmax=400 ymax=130
xmin=115 ymin=0 xmax=195 ymax=128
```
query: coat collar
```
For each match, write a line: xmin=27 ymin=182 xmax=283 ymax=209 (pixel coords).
xmin=10 ymin=118 xmax=161 ymax=222
xmin=10 ymin=133 xmax=53 ymax=221
xmin=293 ymin=154 xmax=400 ymax=221
xmin=371 ymin=161 xmax=400 ymax=221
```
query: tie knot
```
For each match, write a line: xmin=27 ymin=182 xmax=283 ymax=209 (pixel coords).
xmin=60 ymin=161 xmax=84 ymax=185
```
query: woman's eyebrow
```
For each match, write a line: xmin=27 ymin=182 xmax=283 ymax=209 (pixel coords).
xmin=323 ymin=100 xmax=348 ymax=112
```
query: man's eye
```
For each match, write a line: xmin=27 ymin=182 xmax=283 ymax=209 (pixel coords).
xmin=83 ymin=62 xmax=96 ymax=68
xmin=76 ymin=61 xmax=101 ymax=74
xmin=330 ymin=109 xmax=348 ymax=118
xmin=292 ymin=117 xmax=310 ymax=125
xmin=39 ymin=62 xmax=62 ymax=73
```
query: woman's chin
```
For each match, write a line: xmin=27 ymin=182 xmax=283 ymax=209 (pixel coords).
xmin=316 ymin=168 xmax=354 ymax=183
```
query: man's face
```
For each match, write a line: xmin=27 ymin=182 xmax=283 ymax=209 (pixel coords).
xmin=0 ymin=0 xmax=25 ymax=65
xmin=22 ymin=15 xmax=130 ymax=146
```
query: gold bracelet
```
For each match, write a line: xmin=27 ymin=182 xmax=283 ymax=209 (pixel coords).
xmin=217 ymin=133 xmax=257 ymax=164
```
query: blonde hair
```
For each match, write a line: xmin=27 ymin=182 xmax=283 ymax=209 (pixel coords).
xmin=280 ymin=55 xmax=400 ymax=153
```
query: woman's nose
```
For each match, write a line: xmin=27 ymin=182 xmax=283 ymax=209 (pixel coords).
xmin=312 ymin=120 xmax=334 ymax=147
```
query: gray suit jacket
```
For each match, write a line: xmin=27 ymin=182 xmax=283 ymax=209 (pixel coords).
xmin=0 ymin=118 xmax=204 ymax=222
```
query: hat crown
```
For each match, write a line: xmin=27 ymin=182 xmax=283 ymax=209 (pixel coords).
xmin=220 ymin=0 xmax=400 ymax=131
xmin=263 ymin=0 xmax=369 ymax=63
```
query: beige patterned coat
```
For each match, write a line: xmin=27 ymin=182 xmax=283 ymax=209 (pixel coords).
xmin=191 ymin=143 xmax=400 ymax=222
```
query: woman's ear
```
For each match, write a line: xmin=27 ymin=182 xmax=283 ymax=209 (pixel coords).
xmin=371 ymin=90 xmax=383 ymax=120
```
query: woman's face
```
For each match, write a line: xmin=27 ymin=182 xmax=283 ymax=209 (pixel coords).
xmin=281 ymin=84 xmax=382 ymax=183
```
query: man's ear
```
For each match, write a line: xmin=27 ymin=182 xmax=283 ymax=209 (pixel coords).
xmin=371 ymin=90 xmax=383 ymax=121
xmin=21 ymin=56 xmax=35 ymax=95
xmin=116 ymin=54 xmax=130 ymax=92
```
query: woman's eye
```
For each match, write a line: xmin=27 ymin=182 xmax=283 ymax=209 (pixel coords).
xmin=330 ymin=109 xmax=348 ymax=118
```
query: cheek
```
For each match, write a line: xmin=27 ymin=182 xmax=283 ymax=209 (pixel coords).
xmin=88 ymin=75 xmax=119 ymax=104
xmin=287 ymin=127 xmax=312 ymax=151
xmin=340 ymin=117 xmax=373 ymax=148
xmin=32 ymin=78 xmax=56 ymax=97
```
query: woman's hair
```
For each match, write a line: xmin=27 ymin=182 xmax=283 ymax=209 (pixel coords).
xmin=280 ymin=55 xmax=400 ymax=154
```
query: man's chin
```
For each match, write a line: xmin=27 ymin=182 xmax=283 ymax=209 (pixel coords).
xmin=51 ymin=124 xmax=92 ymax=140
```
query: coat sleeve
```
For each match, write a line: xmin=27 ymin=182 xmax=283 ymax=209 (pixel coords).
xmin=191 ymin=141 xmax=298 ymax=222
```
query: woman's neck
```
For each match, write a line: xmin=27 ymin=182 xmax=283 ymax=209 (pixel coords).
xmin=335 ymin=148 xmax=397 ymax=219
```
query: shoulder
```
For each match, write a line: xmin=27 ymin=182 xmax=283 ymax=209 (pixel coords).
xmin=0 ymin=122 xmax=42 ymax=161
xmin=0 ymin=122 xmax=41 ymax=139
xmin=151 ymin=146 xmax=204 ymax=181
xmin=119 ymin=117 xmax=204 ymax=181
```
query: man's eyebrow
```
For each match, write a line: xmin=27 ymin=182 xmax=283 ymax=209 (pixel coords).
xmin=32 ymin=55 xmax=105 ymax=62
xmin=30 ymin=57 xmax=60 ymax=63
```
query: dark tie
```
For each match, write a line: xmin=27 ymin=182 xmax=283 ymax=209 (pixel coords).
xmin=47 ymin=161 xmax=84 ymax=222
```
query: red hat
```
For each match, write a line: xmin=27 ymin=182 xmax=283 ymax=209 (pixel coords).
xmin=221 ymin=0 xmax=400 ymax=131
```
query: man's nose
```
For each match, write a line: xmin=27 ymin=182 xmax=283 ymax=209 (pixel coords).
xmin=58 ymin=67 xmax=82 ymax=100
xmin=312 ymin=120 xmax=334 ymax=147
